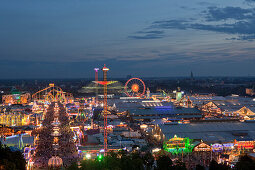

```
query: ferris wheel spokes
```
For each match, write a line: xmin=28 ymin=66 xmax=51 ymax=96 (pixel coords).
xmin=124 ymin=78 xmax=146 ymax=98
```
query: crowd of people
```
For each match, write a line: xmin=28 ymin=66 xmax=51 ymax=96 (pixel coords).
xmin=32 ymin=102 xmax=78 ymax=168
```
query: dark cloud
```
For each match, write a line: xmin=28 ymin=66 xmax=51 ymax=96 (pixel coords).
xmin=191 ymin=20 xmax=255 ymax=34
xmin=204 ymin=6 xmax=255 ymax=21
xmin=149 ymin=6 xmax=255 ymax=40
xmin=128 ymin=30 xmax=164 ymax=39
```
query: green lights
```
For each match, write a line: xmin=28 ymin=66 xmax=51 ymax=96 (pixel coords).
xmin=97 ymin=154 xmax=103 ymax=161
xmin=163 ymin=135 xmax=193 ymax=154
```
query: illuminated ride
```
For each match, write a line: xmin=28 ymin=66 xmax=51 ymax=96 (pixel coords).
xmin=163 ymin=135 xmax=193 ymax=154
xmin=95 ymin=65 xmax=113 ymax=156
xmin=79 ymin=81 xmax=123 ymax=95
xmin=32 ymin=83 xmax=73 ymax=104
xmin=124 ymin=78 xmax=146 ymax=98
xmin=76 ymin=105 xmax=88 ymax=122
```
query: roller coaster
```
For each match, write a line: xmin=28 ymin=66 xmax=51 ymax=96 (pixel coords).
xmin=32 ymin=83 xmax=73 ymax=104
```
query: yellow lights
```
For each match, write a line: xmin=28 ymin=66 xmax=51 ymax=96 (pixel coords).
xmin=2 ymin=93 xmax=30 ymax=105
xmin=140 ymin=124 xmax=148 ymax=129
xmin=32 ymin=84 xmax=72 ymax=104
xmin=85 ymin=153 xmax=91 ymax=159
xmin=152 ymin=148 xmax=161 ymax=153
xmin=102 ymin=68 xmax=109 ymax=71
xmin=131 ymin=84 xmax=139 ymax=93
xmin=53 ymin=137 xmax=59 ymax=144
xmin=102 ymin=65 xmax=109 ymax=71
xmin=194 ymin=142 xmax=211 ymax=152
xmin=0 ymin=113 xmax=30 ymax=126
xmin=49 ymin=83 xmax=55 ymax=87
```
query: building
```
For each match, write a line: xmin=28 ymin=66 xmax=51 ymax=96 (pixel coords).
xmin=130 ymin=107 xmax=202 ymax=121
xmin=246 ymin=88 xmax=255 ymax=96
xmin=163 ymin=135 xmax=193 ymax=154
xmin=2 ymin=88 xmax=30 ymax=105
xmin=0 ymin=111 xmax=30 ymax=126
xmin=234 ymin=106 xmax=255 ymax=119
xmin=152 ymin=122 xmax=255 ymax=144
xmin=0 ymin=105 xmax=31 ymax=126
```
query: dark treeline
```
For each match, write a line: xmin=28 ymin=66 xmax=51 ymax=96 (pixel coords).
xmin=0 ymin=142 xmax=26 ymax=170
xmin=66 ymin=150 xmax=255 ymax=170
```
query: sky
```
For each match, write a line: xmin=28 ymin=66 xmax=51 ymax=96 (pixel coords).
xmin=0 ymin=0 xmax=255 ymax=79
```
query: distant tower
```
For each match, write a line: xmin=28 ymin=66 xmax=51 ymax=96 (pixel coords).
xmin=94 ymin=68 xmax=99 ymax=105
xmin=94 ymin=68 xmax=99 ymax=81
xmin=21 ymin=81 xmax=25 ymax=88
xmin=190 ymin=71 xmax=194 ymax=80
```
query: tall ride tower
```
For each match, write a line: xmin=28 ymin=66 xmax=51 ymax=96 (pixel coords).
xmin=94 ymin=68 xmax=99 ymax=105
xmin=95 ymin=65 xmax=117 ymax=155
xmin=102 ymin=65 xmax=109 ymax=155
xmin=95 ymin=65 xmax=112 ymax=155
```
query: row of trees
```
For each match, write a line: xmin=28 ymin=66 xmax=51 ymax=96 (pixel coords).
xmin=1 ymin=143 xmax=255 ymax=170
xmin=67 ymin=150 xmax=255 ymax=170
xmin=67 ymin=150 xmax=186 ymax=170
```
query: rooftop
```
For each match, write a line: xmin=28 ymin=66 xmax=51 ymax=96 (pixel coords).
xmin=158 ymin=122 xmax=255 ymax=143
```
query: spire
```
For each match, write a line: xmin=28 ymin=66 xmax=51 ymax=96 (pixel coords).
xmin=190 ymin=71 xmax=194 ymax=80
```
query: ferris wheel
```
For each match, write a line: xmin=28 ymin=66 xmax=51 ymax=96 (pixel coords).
xmin=124 ymin=78 xmax=146 ymax=97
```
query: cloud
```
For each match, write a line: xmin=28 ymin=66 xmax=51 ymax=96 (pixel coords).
xmin=152 ymin=20 xmax=189 ymax=30
xmin=191 ymin=20 xmax=255 ymax=34
xmin=148 ymin=6 xmax=255 ymax=40
xmin=128 ymin=30 xmax=164 ymax=39
xmin=204 ymin=6 xmax=255 ymax=21
xmin=197 ymin=2 xmax=217 ymax=6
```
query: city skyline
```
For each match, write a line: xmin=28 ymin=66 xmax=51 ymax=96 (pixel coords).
xmin=1 ymin=0 xmax=255 ymax=78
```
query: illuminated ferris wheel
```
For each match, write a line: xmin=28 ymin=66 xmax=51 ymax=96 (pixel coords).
xmin=124 ymin=78 xmax=146 ymax=97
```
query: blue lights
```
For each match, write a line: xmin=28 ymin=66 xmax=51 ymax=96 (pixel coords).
xmin=155 ymin=106 xmax=173 ymax=111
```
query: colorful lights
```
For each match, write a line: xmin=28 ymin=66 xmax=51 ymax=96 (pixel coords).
xmin=163 ymin=135 xmax=193 ymax=154
xmin=85 ymin=153 xmax=91 ymax=159
xmin=194 ymin=142 xmax=211 ymax=152
xmin=124 ymin=78 xmax=146 ymax=98
xmin=102 ymin=64 xmax=109 ymax=71
xmin=131 ymin=84 xmax=139 ymax=93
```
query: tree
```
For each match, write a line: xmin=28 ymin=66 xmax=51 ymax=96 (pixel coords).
xmin=209 ymin=160 xmax=230 ymax=170
xmin=143 ymin=152 xmax=154 ymax=170
xmin=80 ymin=159 xmax=100 ymax=170
xmin=130 ymin=152 xmax=144 ymax=170
xmin=67 ymin=162 xmax=79 ymax=170
xmin=195 ymin=164 xmax=205 ymax=170
xmin=209 ymin=160 xmax=219 ymax=170
xmin=0 ymin=142 xmax=26 ymax=170
xmin=235 ymin=155 xmax=255 ymax=170
xmin=173 ymin=160 xmax=187 ymax=170
xmin=156 ymin=155 xmax=173 ymax=170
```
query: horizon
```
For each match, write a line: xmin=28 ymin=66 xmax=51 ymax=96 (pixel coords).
xmin=0 ymin=75 xmax=255 ymax=81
